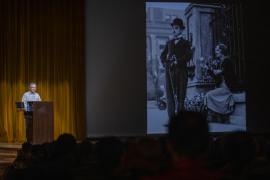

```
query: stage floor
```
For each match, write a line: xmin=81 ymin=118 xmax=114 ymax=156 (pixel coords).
xmin=0 ymin=143 xmax=23 ymax=149
xmin=0 ymin=143 xmax=19 ymax=165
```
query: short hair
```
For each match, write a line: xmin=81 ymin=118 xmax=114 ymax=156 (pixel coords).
xmin=22 ymin=142 xmax=32 ymax=154
xmin=57 ymin=133 xmax=77 ymax=155
xmin=216 ymin=43 xmax=228 ymax=55
xmin=29 ymin=83 xmax=37 ymax=87
xmin=168 ymin=111 xmax=209 ymax=158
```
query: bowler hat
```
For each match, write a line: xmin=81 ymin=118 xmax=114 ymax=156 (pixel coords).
xmin=171 ymin=18 xmax=185 ymax=30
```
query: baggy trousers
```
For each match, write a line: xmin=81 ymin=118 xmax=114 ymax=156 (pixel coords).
xmin=165 ymin=66 xmax=188 ymax=119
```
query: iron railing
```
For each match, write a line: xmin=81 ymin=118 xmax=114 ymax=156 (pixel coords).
xmin=210 ymin=3 xmax=245 ymax=90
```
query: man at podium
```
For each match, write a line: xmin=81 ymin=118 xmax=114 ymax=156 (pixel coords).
xmin=22 ymin=83 xmax=41 ymax=135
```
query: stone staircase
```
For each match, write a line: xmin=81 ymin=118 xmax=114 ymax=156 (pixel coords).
xmin=0 ymin=148 xmax=18 ymax=180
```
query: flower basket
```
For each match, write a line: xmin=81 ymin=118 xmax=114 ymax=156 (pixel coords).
xmin=184 ymin=93 xmax=208 ymax=114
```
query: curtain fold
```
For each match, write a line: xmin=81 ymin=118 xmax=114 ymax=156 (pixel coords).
xmin=0 ymin=0 xmax=85 ymax=142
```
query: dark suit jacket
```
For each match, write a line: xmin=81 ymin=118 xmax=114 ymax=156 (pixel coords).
xmin=160 ymin=38 xmax=192 ymax=69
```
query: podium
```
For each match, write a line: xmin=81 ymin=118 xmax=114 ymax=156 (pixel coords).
xmin=26 ymin=101 xmax=54 ymax=144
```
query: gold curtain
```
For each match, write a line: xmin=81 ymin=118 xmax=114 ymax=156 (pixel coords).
xmin=0 ymin=0 xmax=85 ymax=142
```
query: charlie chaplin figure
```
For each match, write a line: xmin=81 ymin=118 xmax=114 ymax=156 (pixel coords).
xmin=160 ymin=18 xmax=193 ymax=122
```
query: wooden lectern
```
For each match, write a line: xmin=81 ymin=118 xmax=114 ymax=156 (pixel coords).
xmin=27 ymin=101 xmax=54 ymax=144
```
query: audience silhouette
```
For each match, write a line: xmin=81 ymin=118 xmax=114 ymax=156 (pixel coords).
xmin=141 ymin=111 xmax=225 ymax=180
xmin=2 ymin=112 xmax=270 ymax=180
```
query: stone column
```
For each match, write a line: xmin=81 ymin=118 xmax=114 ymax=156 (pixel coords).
xmin=184 ymin=3 xmax=219 ymax=98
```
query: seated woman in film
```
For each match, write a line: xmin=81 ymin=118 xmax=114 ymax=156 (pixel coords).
xmin=200 ymin=43 xmax=239 ymax=124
